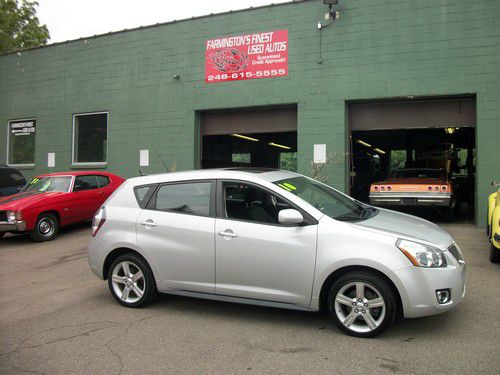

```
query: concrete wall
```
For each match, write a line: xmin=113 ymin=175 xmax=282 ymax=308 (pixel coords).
xmin=0 ymin=0 xmax=499 ymax=226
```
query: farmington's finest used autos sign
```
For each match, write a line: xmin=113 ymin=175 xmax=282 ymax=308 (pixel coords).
xmin=10 ymin=119 xmax=36 ymax=136
xmin=205 ymin=30 xmax=288 ymax=83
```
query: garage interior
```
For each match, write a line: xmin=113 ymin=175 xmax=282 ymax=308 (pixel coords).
xmin=201 ymin=107 xmax=297 ymax=170
xmin=348 ymin=97 xmax=476 ymax=222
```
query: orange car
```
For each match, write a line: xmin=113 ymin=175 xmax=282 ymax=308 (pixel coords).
xmin=369 ymin=168 xmax=455 ymax=218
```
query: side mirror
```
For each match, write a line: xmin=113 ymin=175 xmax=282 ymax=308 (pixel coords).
xmin=278 ymin=209 xmax=304 ymax=225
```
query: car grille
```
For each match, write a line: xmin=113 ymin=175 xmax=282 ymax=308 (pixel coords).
xmin=448 ymin=244 xmax=464 ymax=264
xmin=0 ymin=211 xmax=7 ymax=222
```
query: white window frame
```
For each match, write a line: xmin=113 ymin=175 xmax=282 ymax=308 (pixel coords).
xmin=72 ymin=111 xmax=109 ymax=166
xmin=6 ymin=117 xmax=37 ymax=168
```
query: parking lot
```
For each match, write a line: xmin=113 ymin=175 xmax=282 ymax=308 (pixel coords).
xmin=0 ymin=223 xmax=498 ymax=375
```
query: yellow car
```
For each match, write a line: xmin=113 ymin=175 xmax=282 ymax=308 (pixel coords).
xmin=488 ymin=189 xmax=500 ymax=263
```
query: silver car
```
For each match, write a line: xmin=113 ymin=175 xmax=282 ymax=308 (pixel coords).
xmin=87 ymin=168 xmax=465 ymax=337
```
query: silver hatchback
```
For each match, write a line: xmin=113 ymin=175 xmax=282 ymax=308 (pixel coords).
xmin=87 ymin=169 xmax=465 ymax=337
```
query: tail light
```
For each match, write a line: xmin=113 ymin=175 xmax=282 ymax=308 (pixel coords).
xmin=428 ymin=186 xmax=432 ymax=191
xmin=441 ymin=186 xmax=447 ymax=191
xmin=434 ymin=186 xmax=440 ymax=191
xmin=92 ymin=207 xmax=106 ymax=237
xmin=373 ymin=185 xmax=379 ymax=191
xmin=387 ymin=185 xmax=392 ymax=191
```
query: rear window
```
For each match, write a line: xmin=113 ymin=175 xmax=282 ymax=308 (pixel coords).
xmin=134 ymin=185 xmax=157 ymax=209
xmin=152 ymin=182 xmax=212 ymax=217
xmin=390 ymin=169 xmax=446 ymax=179
xmin=96 ymin=175 xmax=110 ymax=188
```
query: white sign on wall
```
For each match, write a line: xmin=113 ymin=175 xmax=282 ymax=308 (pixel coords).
xmin=48 ymin=153 xmax=55 ymax=168
xmin=140 ymin=149 xmax=149 ymax=167
xmin=313 ymin=144 xmax=326 ymax=164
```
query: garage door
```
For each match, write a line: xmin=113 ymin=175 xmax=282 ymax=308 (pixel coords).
xmin=349 ymin=97 xmax=475 ymax=131
xmin=202 ymin=108 xmax=297 ymax=135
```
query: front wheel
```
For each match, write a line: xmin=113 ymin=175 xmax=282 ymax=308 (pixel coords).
xmin=108 ymin=254 xmax=157 ymax=308
xmin=327 ymin=271 xmax=397 ymax=338
xmin=490 ymin=242 xmax=500 ymax=263
xmin=29 ymin=213 xmax=59 ymax=242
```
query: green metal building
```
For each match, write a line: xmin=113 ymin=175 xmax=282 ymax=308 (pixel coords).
xmin=0 ymin=0 xmax=499 ymax=226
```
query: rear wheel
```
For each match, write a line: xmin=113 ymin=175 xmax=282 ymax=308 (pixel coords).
xmin=490 ymin=242 xmax=500 ymax=263
xmin=29 ymin=213 xmax=59 ymax=242
xmin=327 ymin=271 xmax=397 ymax=338
xmin=108 ymin=253 xmax=157 ymax=308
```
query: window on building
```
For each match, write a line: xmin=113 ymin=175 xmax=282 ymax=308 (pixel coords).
xmin=280 ymin=152 xmax=297 ymax=172
xmin=232 ymin=153 xmax=251 ymax=164
xmin=390 ymin=150 xmax=406 ymax=171
xmin=7 ymin=119 xmax=36 ymax=165
xmin=73 ymin=112 xmax=108 ymax=164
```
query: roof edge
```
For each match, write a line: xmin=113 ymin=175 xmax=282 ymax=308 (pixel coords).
xmin=0 ymin=0 xmax=308 ymax=57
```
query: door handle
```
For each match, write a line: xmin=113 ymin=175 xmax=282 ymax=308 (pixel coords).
xmin=140 ymin=220 xmax=157 ymax=227
xmin=218 ymin=230 xmax=238 ymax=238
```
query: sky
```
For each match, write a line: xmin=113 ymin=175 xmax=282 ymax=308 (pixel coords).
xmin=36 ymin=0 xmax=291 ymax=44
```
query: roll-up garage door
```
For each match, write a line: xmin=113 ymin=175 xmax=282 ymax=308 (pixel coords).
xmin=202 ymin=108 xmax=297 ymax=135
xmin=349 ymin=98 xmax=475 ymax=131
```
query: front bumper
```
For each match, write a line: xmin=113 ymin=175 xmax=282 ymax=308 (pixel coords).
xmin=369 ymin=192 xmax=452 ymax=207
xmin=0 ymin=220 xmax=26 ymax=233
xmin=396 ymin=253 xmax=465 ymax=318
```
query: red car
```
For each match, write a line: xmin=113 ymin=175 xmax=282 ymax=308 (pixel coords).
xmin=0 ymin=171 xmax=124 ymax=241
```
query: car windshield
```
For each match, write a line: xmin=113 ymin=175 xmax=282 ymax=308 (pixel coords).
xmin=20 ymin=176 xmax=72 ymax=193
xmin=273 ymin=176 xmax=377 ymax=222
xmin=390 ymin=169 xmax=445 ymax=179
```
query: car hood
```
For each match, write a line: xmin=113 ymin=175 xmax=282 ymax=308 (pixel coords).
xmin=355 ymin=208 xmax=453 ymax=248
xmin=0 ymin=191 xmax=66 ymax=210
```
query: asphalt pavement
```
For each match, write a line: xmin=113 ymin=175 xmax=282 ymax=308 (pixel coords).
xmin=0 ymin=222 xmax=498 ymax=374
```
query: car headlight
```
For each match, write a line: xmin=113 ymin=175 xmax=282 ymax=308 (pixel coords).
xmin=6 ymin=211 xmax=22 ymax=222
xmin=396 ymin=239 xmax=447 ymax=268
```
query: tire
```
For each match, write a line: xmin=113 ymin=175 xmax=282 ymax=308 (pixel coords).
xmin=490 ymin=243 xmax=500 ymax=263
xmin=327 ymin=271 xmax=397 ymax=338
xmin=107 ymin=253 xmax=157 ymax=308
xmin=29 ymin=212 xmax=59 ymax=242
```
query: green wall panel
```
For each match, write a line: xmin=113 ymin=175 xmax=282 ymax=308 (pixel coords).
xmin=0 ymin=0 xmax=499 ymax=226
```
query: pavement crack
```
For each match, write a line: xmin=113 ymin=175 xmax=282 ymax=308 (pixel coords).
xmin=0 ymin=321 xmax=120 ymax=357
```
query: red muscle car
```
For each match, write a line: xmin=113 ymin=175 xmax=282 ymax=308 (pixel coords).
xmin=0 ymin=171 xmax=124 ymax=241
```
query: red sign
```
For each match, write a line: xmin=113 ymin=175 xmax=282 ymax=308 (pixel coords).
xmin=205 ymin=30 xmax=288 ymax=83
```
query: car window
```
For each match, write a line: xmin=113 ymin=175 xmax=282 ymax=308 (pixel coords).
xmin=74 ymin=175 xmax=99 ymax=191
xmin=134 ymin=185 xmax=157 ymax=208
xmin=223 ymin=182 xmax=292 ymax=224
xmin=153 ymin=182 xmax=212 ymax=217
xmin=273 ymin=177 xmax=377 ymax=222
xmin=96 ymin=175 xmax=110 ymax=188
xmin=0 ymin=169 xmax=25 ymax=188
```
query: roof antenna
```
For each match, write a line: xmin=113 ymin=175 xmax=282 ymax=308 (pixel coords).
xmin=151 ymin=144 xmax=170 ymax=172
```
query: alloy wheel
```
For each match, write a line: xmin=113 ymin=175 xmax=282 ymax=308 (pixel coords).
xmin=111 ymin=261 xmax=146 ymax=303
xmin=334 ymin=281 xmax=386 ymax=333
